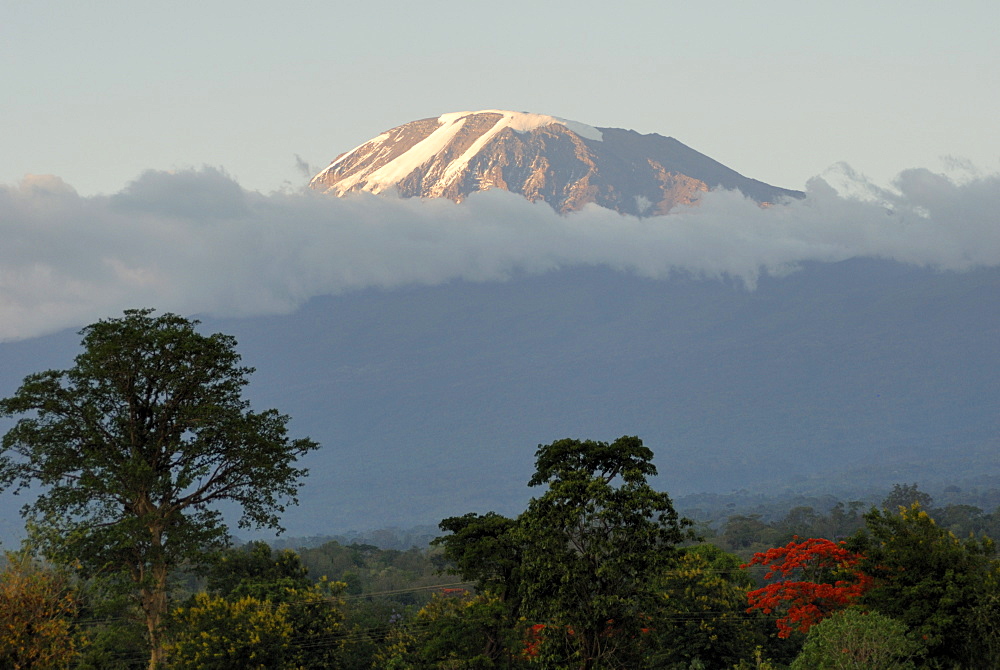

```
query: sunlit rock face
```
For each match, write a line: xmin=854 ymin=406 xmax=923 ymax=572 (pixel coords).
xmin=310 ymin=110 xmax=802 ymax=214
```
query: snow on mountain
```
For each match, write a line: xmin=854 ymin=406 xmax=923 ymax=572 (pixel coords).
xmin=310 ymin=110 xmax=802 ymax=214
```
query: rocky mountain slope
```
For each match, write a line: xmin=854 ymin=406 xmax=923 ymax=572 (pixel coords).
xmin=310 ymin=110 xmax=802 ymax=214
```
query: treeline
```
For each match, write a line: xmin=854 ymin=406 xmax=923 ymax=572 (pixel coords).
xmin=706 ymin=482 xmax=1000 ymax=555
xmin=275 ymin=481 xmax=1000 ymax=558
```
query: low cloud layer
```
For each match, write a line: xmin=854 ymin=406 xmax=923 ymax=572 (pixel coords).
xmin=2 ymin=164 xmax=999 ymax=341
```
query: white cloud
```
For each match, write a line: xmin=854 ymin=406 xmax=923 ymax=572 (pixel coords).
xmin=1 ymin=164 xmax=998 ymax=341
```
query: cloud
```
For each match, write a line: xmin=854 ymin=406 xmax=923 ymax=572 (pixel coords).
xmin=1 ymin=164 xmax=999 ymax=341
xmin=294 ymin=154 xmax=317 ymax=179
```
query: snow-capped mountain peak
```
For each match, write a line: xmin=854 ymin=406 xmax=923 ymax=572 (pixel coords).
xmin=310 ymin=110 xmax=800 ymax=214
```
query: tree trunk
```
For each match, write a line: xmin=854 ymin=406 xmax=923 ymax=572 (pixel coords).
xmin=140 ymin=520 xmax=170 ymax=670
xmin=140 ymin=560 xmax=169 ymax=669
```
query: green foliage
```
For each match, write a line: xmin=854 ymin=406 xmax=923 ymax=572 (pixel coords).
xmin=0 ymin=548 xmax=79 ymax=669
xmin=685 ymin=543 xmax=755 ymax=588
xmin=414 ymin=590 xmax=512 ymax=668
xmin=932 ymin=503 xmax=989 ymax=536
xmin=881 ymin=483 xmax=933 ymax=511
xmin=789 ymin=608 xmax=923 ymax=670
xmin=206 ymin=541 xmax=312 ymax=601
xmin=526 ymin=435 xmax=657 ymax=488
xmin=965 ymin=568 xmax=1000 ymax=664
xmin=374 ymin=590 xmax=519 ymax=669
xmin=168 ymin=592 xmax=295 ymax=669
xmin=722 ymin=514 xmax=773 ymax=551
xmin=648 ymin=545 xmax=765 ymax=668
xmin=438 ymin=435 xmax=693 ymax=669
xmin=518 ymin=437 xmax=692 ymax=665
xmin=72 ymin=572 xmax=149 ymax=670
xmin=850 ymin=504 xmax=1000 ymax=668
xmin=191 ymin=543 xmax=347 ymax=668
xmin=0 ymin=309 xmax=318 ymax=668
xmin=730 ymin=646 xmax=783 ymax=670
xmin=299 ymin=540 xmax=453 ymax=600
xmin=371 ymin=622 xmax=422 ymax=670
xmin=433 ymin=512 xmax=520 ymax=601
xmin=169 ymin=582 xmax=346 ymax=669
xmin=288 ymin=539 xmax=465 ymax=669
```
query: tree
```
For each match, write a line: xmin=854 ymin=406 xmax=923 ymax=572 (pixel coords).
xmin=850 ymin=504 xmax=1000 ymax=668
xmin=169 ymin=578 xmax=345 ymax=669
xmin=0 ymin=548 xmax=80 ymax=669
xmin=722 ymin=514 xmax=771 ymax=550
xmin=789 ymin=608 xmax=923 ymax=670
xmin=167 ymin=592 xmax=295 ymax=669
xmin=371 ymin=589 xmax=517 ymax=669
xmin=71 ymin=571 xmax=149 ymax=670
xmin=0 ymin=309 xmax=318 ymax=669
xmin=881 ymin=483 xmax=933 ymax=511
xmin=436 ymin=436 xmax=692 ymax=669
xmin=413 ymin=590 xmax=513 ymax=668
xmin=198 ymin=542 xmax=347 ymax=668
xmin=205 ymin=541 xmax=312 ymax=601
xmin=648 ymin=544 xmax=765 ymax=669
xmin=433 ymin=512 xmax=526 ymax=667
xmin=510 ymin=436 xmax=691 ymax=668
xmin=743 ymin=537 xmax=873 ymax=638
xmin=434 ymin=512 xmax=521 ymax=603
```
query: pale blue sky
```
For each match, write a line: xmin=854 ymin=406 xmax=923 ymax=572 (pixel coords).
xmin=3 ymin=0 xmax=998 ymax=195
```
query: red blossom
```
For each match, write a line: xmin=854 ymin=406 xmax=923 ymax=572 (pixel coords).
xmin=743 ymin=537 xmax=873 ymax=637
xmin=523 ymin=623 xmax=547 ymax=658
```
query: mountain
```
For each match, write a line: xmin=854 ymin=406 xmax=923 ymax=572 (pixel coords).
xmin=6 ymin=261 xmax=996 ymax=538
xmin=309 ymin=110 xmax=802 ymax=214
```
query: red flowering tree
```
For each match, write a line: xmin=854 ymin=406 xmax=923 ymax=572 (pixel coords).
xmin=743 ymin=537 xmax=873 ymax=638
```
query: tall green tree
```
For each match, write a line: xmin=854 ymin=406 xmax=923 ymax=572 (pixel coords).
xmin=433 ymin=512 xmax=525 ymax=667
xmin=0 ymin=309 xmax=318 ymax=669
xmin=517 ymin=436 xmax=691 ymax=668
xmin=435 ymin=512 xmax=521 ymax=603
xmin=439 ymin=436 xmax=692 ymax=669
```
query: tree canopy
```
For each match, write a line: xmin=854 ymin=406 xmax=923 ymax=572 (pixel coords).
xmin=0 ymin=309 xmax=318 ymax=668
xmin=850 ymin=504 xmax=1000 ymax=668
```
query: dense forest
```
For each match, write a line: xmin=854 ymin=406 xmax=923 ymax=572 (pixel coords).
xmin=4 ymin=468 xmax=999 ymax=668
xmin=2 ymin=311 xmax=998 ymax=668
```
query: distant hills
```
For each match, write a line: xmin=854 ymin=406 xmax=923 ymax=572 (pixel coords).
xmin=310 ymin=110 xmax=802 ymax=214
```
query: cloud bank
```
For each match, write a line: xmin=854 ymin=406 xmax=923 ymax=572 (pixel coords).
xmin=2 ymin=164 xmax=999 ymax=341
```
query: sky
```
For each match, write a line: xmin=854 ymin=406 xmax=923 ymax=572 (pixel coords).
xmin=2 ymin=1 xmax=1000 ymax=341
xmin=4 ymin=1 xmax=998 ymax=195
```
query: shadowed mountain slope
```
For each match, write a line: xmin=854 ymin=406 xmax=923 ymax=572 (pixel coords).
xmin=2 ymin=261 xmax=997 ymax=536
